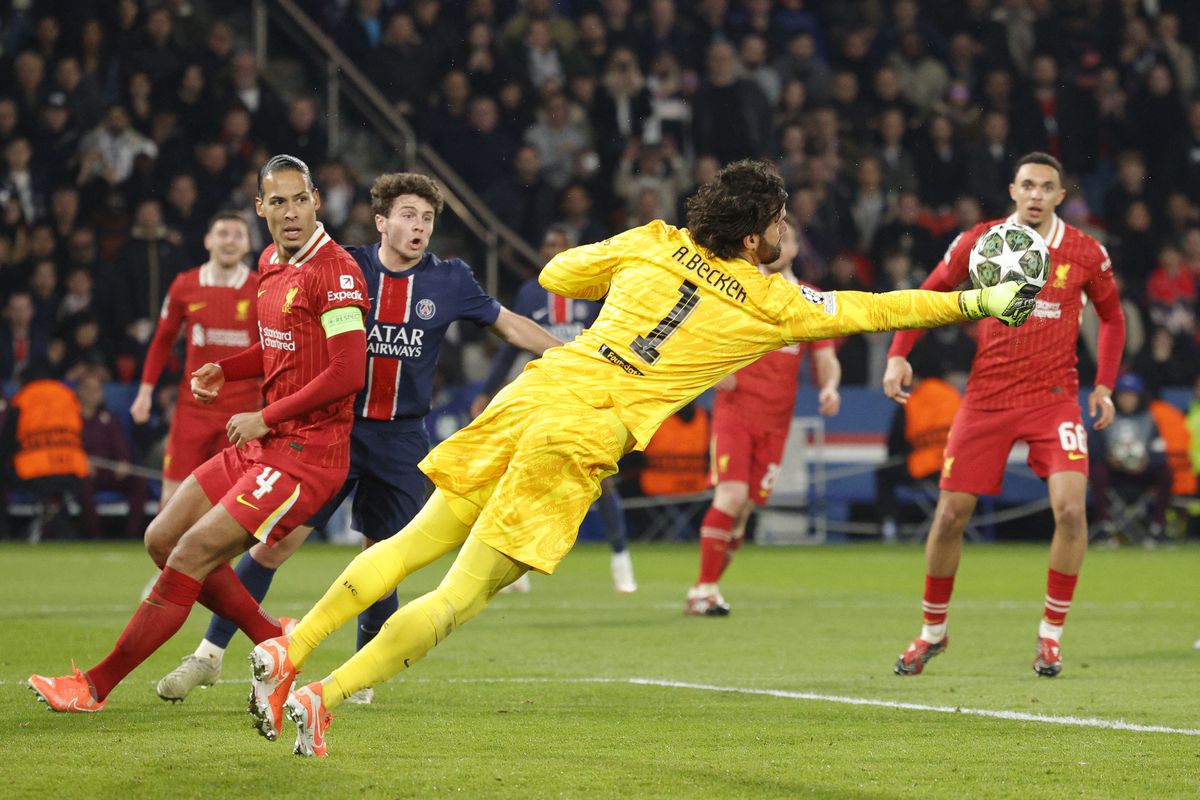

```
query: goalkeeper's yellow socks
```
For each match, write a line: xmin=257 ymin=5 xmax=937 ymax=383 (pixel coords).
xmin=287 ymin=490 xmax=471 ymax=669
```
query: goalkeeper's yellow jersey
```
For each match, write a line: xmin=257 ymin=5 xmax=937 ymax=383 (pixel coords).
xmin=530 ymin=220 xmax=966 ymax=449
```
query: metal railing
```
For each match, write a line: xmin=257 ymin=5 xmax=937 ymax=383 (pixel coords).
xmin=251 ymin=0 xmax=541 ymax=295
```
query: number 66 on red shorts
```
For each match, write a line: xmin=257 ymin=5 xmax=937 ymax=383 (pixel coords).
xmin=939 ymin=400 xmax=1088 ymax=497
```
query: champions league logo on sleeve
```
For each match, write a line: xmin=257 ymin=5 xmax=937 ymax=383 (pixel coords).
xmin=415 ymin=298 xmax=436 ymax=320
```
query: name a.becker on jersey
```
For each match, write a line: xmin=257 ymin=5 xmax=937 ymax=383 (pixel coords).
xmin=670 ymin=245 xmax=748 ymax=303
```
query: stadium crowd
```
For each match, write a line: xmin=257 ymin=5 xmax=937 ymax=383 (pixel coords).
xmin=0 ymin=0 xmax=1197 ymax=495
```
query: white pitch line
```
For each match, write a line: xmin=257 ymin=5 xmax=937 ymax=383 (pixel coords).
xmin=5 ymin=673 xmax=1197 ymax=735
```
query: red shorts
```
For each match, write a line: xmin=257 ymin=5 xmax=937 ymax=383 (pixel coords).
xmin=940 ymin=400 xmax=1089 ymax=496
xmin=164 ymin=407 xmax=233 ymax=482
xmin=193 ymin=442 xmax=347 ymax=546
xmin=710 ymin=416 xmax=789 ymax=505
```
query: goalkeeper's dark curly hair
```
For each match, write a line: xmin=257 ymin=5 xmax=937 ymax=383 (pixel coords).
xmin=685 ymin=160 xmax=788 ymax=260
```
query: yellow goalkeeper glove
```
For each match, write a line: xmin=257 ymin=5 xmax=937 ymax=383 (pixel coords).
xmin=959 ymin=281 xmax=1040 ymax=327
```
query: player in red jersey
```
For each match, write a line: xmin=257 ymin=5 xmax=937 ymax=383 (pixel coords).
xmin=884 ymin=153 xmax=1126 ymax=677
xmin=131 ymin=211 xmax=260 ymax=506
xmin=686 ymin=215 xmax=842 ymax=616
xmin=28 ymin=155 xmax=370 ymax=718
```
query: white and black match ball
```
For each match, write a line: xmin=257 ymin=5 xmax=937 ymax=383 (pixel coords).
xmin=967 ymin=221 xmax=1050 ymax=291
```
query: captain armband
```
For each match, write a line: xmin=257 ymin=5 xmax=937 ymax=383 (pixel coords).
xmin=320 ymin=306 xmax=365 ymax=337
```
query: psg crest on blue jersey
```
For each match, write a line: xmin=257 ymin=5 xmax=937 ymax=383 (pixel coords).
xmin=416 ymin=298 xmax=436 ymax=320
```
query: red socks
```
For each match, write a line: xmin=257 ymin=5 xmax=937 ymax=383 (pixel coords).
xmin=86 ymin=567 xmax=201 ymax=701
xmin=196 ymin=562 xmax=282 ymax=644
xmin=697 ymin=507 xmax=735 ymax=584
xmin=922 ymin=575 xmax=955 ymax=625
xmin=1043 ymin=569 xmax=1078 ymax=626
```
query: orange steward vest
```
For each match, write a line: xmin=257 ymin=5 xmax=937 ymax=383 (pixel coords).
xmin=640 ymin=407 xmax=710 ymax=495
xmin=1149 ymin=399 xmax=1196 ymax=496
xmin=12 ymin=379 xmax=89 ymax=480
xmin=905 ymin=377 xmax=961 ymax=480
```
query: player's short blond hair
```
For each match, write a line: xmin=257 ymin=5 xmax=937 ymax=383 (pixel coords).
xmin=371 ymin=172 xmax=445 ymax=219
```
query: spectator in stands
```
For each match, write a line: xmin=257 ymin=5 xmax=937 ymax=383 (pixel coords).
xmin=872 ymin=190 xmax=939 ymax=269
xmin=163 ymin=173 xmax=205 ymax=256
xmin=334 ymin=0 xmax=385 ymax=67
xmin=1091 ymin=373 xmax=1172 ymax=544
xmin=485 ymin=144 xmax=557 ymax=247
xmin=850 ymin=155 xmax=890 ymax=252
xmin=773 ymin=31 xmax=831 ymax=103
xmin=0 ymin=98 xmax=20 ymax=152
xmin=555 ymin=182 xmax=607 ymax=246
xmin=508 ymin=18 xmax=569 ymax=93
xmin=1133 ymin=326 xmax=1197 ymax=399
xmin=368 ymin=12 xmax=432 ymax=116
xmin=78 ymin=104 xmax=157 ymax=187
xmin=52 ymin=56 xmax=104 ymax=133
xmin=277 ymin=96 xmax=327 ymax=172
xmin=1 ymin=137 xmax=47 ymax=225
xmin=692 ymin=40 xmax=772 ymax=164
xmin=117 ymin=199 xmax=184 ymax=349
xmin=502 ymin=0 xmax=578 ymax=52
xmin=29 ymin=259 xmax=59 ymax=334
xmin=874 ymin=107 xmax=918 ymax=195
xmin=196 ymin=20 xmax=235 ymax=79
xmin=58 ymin=267 xmax=95 ymax=324
xmin=1131 ymin=63 xmax=1187 ymax=180
xmin=637 ymin=0 xmax=694 ymax=72
xmin=223 ymin=51 xmax=286 ymax=133
xmin=0 ymin=292 xmax=48 ymax=382
xmin=452 ymin=95 xmax=517 ymax=193
xmin=62 ymin=314 xmax=113 ymax=382
xmin=966 ymin=110 xmax=1015 ymax=216
xmin=314 ymin=160 xmax=357 ymax=235
xmin=76 ymin=372 xmax=147 ymax=539
xmin=1146 ymin=245 xmax=1196 ymax=340
xmin=12 ymin=50 xmax=48 ymax=124
xmin=913 ymin=114 xmax=964 ymax=211
xmin=740 ymin=33 xmax=781 ymax=106
xmin=124 ymin=70 xmax=155 ymax=135
xmin=423 ymin=69 xmax=472 ymax=161
xmin=614 ymin=138 xmax=688 ymax=226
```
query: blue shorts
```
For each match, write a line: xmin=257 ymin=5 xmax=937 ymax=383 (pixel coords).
xmin=305 ymin=418 xmax=431 ymax=540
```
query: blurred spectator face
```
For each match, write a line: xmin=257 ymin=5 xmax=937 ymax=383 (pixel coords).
xmin=81 ymin=18 xmax=104 ymax=53
xmin=841 ymin=29 xmax=870 ymax=62
xmin=441 ymin=71 xmax=471 ymax=108
xmin=949 ymin=32 xmax=976 ymax=64
xmin=205 ymin=218 xmax=251 ymax=267
xmin=929 ymin=115 xmax=953 ymax=144
xmin=223 ymin=107 xmax=251 ymax=138
xmin=779 ymin=123 xmax=805 ymax=154
xmin=525 ymin=0 xmax=552 ymax=17
xmin=1030 ymin=55 xmax=1057 ymax=89
xmin=207 ymin=21 xmax=234 ymax=57
xmin=693 ymin=155 xmax=720 ymax=186
xmin=65 ymin=267 xmax=92 ymax=298
xmin=856 ymin=157 xmax=882 ymax=191
xmin=51 ymin=187 xmax=79 ymax=221
xmin=811 ymin=107 xmax=838 ymax=144
xmin=41 ymin=100 xmax=70 ymax=133
xmin=1146 ymin=64 xmax=1173 ymax=97
xmin=569 ymin=74 xmax=596 ymax=105
xmin=954 ymin=195 xmax=982 ymax=229
xmin=896 ymin=192 xmax=920 ymax=224
xmin=35 ymin=15 xmax=61 ymax=50
xmin=788 ymin=32 xmax=815 ymax=62
xmin=179 ymin=64 xmax=205 ymax=96
xmin=231 ymin=53 xmax=259 ymax=89
xmin=5 ymin=138 xmax=32 ymax=171
xmin=830 ymin=254 xmax=856 ymax=285
xmin=146 ymin=8 xmax=173 ymax=46
xmin=468 ymin=96 xmax=499 ymax=133
xmin=196 ymin=141 xmax=228 ymax=174
xmin=1157 ymin=13 xmax=1181 ymax=42
xmin=128 ymin=71 xmax=152 ymax=100
xmin=879 ymin=109 xmax=906 ymax=144
xmin=740 ymin=35 xmax=768 ymax=69
xmin=0 ymin=99 xmax=17 ymax=136
xmin=376 ymin=192 xmax=435 ymax=264
xmin=1125 ymin=201 xmax=1152 ymax=233
xmin=76 ymin=374 xmax=103 ymax=413
xmin=1125 ymin=17 xmax=1151 ymax=48
xmin=899 ymin=32 xmax=924 ymax=61
xmin=705 ymin=42 xmax=738 ymax=85
xmin=1117 ymin=154 xmax=1145 ymax=188
xmin=577 ymin=13 xmax=605 ymax=48
xmin=464 ymin=19 xmax=489 ymax=49
xmin=539 ymin=228 xmax=571 ymax=262
xmin=288 ymin=98 xmax=316 ymax=132
xmin=514 ymin=146 xmax=541 ymax=182
xmin=831 ymin=71 xmax=858 ymax=104
xmin=54 ymin=57 xmax=81 ymax=92
xmin=883 ymin=251 xmax=911 ymax=284
xmin=68 ymin=229 xmax=97 ymax=263
xmin=635 ymin=188 xmax=663 ymax=224
xmin=104 ymin=105 xmax=131 ymax=134
xmin=150 ymin=110 xmax=178 ymax=144
xmin=135 ymin=200 xmax=164 ymax=232
xmin=561 ymin=184 xmax=591 ymax=218
xmin=789 ymin=187 xmax=816 ymax=222
xmin=983 ymin=70 xmax=1013 ymax=103
xmin=386 ymin=13 xmax=418 ymax=45
xmin=7 ymin=293 xmax=34 ymax=327
xmin=30 ymin=226 xmax=56 ymax=258
xmin=780 ymin=79 xmax=806 ymax=113
xmin=75 ymin=318 xmax=100 ymax=348
xmin=650 ymin=0 xmax=675 ymax=29
xmin=526 ymin=19 xmax=552 ymax=50
xmin=413 ymin=0 xmax=439 ymax=25
xmin=982 ymin=111 xmax=1008 ymax=144
xmin=32 ymin=260 xmax=57 ymax=297
xmin=1158 ymin=245 xmax=1182 ymax=273
xmin=14 ymin=52 xmax=45 ymax=93
xmin=605 ymin=0 xmax=632 ymax=22
xmin=498 ymin=81 xmax=523 ymax=111
xmin=543 ymin=93 xmax=568 ymax=126
xmin=167 ymin=174 xmax=197 ymax=212
xmin=873 ymin=66 xmax=900 ymax=101
xmin=762 ymin=220 xmax=798 ymax=275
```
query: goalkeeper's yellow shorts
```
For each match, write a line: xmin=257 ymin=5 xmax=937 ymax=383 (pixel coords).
xmin=420 ymin=369 xmax=632 ymax=574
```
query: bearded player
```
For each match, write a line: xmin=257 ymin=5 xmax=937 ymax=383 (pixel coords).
xmin=687 ymin=215 xmax=841 ymax=616
xmin=240 ymin=160 xmax=1040 ymax=757
xmin=885 ymin=152 xmax=1126 ymax=678
xmin=131 ymin=212 xmax=260 ymax=506
xmin=28 ymin=154 xmax=370 ymax=712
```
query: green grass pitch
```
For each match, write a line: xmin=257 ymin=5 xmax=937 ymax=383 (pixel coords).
xmin=3 ymin=540 xmax=1198 ymax=799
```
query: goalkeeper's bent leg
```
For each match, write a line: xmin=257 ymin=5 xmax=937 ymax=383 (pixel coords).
xmin=287 ymin=490 xmax=472 ymax=668
xmin=320 ymin=534 xmax=525 ymax=710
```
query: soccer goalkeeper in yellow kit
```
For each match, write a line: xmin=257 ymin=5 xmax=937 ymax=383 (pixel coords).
xmin=247 ymin=160 xmax=1039 ymax=756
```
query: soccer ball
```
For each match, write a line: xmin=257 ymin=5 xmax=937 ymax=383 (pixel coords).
xmin=967 ymin=221 xmax=1050 ymax=291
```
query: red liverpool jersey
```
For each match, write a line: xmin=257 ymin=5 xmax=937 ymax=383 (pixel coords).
xmin=889 ymin=214 xmax=1119 ymax=410
xmin=255 ymin=224 xmax=370 ymax=469
xmin=714 ymin=277 xmax=835 ymax=430
xmin=141 ymin=263 xmax=260 ymax=415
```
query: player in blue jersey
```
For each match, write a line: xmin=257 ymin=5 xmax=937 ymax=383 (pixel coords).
xmin=156 ymin=172 xmax=560 ymax=703
xmin=471 ymin=225 xmax=637 ymax=594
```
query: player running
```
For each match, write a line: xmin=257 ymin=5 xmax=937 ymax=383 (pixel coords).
xmin=155 ymin=172 xmax=560 ymax=704
xmin=245 ymin=159 xmax=1039 ymax=757
xmin=687 ymin=214 xmax=841 ymax=616
xmin=472 ymin=225 xmax=637 ymax=594
xmin=885 ymin=152 xmax=1126 ymax=678
xmin=131 ymin=212 xmax=259 ymax=506
xmin=28 ymin=154 xmax=370 ymax=714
